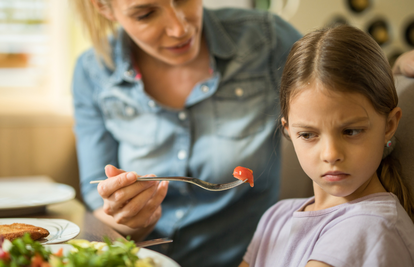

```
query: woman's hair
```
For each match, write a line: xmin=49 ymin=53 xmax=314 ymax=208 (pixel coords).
xmin=71 ymin=0 xmax=117 ymax=69
xmin=280 ymin=24 xmax=414 ymax=222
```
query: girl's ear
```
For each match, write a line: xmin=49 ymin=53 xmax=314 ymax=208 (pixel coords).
xmin=385 ymin=107 xmax=402 ymax=143
xmin=90 ymin=0 xmax=117 ymax=21
xmin=281 ymin=117 xmax=290 ymax=137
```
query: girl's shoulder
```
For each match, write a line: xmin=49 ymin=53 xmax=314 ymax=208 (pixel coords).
xmin=262 ymin=198 xmax=312 ymax=221
xmin=309 ymin=193 xmax=414 ymax=266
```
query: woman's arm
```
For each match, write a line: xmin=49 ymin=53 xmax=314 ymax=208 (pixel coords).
xmin=238 ymin=261 xmax=249 ymax=267
xmin=72 ymin=54 xmax=168 ymax=240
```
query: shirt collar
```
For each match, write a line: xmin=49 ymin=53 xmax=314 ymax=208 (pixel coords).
xmin=109 ymin=30 xmax=135 ymax=86
xmin=202 ymin=8 xmax=237 ymax=59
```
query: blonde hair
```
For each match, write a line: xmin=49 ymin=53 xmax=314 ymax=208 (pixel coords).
xmin=280 ymin=25 xmax=414 ymax=222
xmin=71 ymin=0 xmax=117 ymax=69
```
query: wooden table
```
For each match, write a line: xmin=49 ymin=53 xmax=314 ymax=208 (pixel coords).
xmin=0 ymin=176 xmax=125 ymax=242
xmin=32 ymin=199 xmax=125 ymax=242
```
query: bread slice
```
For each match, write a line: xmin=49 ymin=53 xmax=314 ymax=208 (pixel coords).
xmin=0 ymin=223 xmax=50 ymax=241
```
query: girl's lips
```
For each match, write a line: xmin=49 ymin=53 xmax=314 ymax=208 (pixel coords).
xmin=322 ymin=171 xmax=349 ymax=182
xmin=165 ymin=38 xmax=193 ymax=54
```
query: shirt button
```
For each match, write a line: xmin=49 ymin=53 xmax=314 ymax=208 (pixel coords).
xmin=175 ymin=210 xmax=184 ymax=219
xmin=177 ymin=150 xmax=187 ymax=160
xmin=125 ymin=70 xmax=134 ymax=77
xmin=178 ymin=111 xmax=187 ymax=121
xmin=148 ymin=100 xmax=156 ymax=108
xmin=125 ymin=106 xmax=135 ymax=116
xmin=235 ymin=88 xmax=244 ymax=97
xmin=201 ymin=85 xmax=210 ymax=93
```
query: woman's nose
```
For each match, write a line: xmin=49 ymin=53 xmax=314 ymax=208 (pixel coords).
xmin=165 ymin=8 xmax=188 ymax=38
xmin=321 ymin=138 xmax=344 ymax=165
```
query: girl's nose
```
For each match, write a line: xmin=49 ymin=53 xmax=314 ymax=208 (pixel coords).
xmin=165 ymin=8 xmax=188 ymax=38
xmin=321 ymin=138 xmax=344 ymax=165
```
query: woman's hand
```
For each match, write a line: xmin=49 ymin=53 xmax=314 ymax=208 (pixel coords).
xmin=393 ymin=50 xmax=414 ymax=77
xmin=96 ymin=165 xmax=169 ymax=233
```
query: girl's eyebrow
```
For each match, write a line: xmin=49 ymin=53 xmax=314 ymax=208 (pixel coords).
xmin=291 ymin=117 xmax=370 ymax=129
xmin=338 ymin=117 xmax=370 ymax=128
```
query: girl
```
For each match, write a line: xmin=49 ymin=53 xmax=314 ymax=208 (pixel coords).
xmin=240 ymin=25 xmax=414 ymax=267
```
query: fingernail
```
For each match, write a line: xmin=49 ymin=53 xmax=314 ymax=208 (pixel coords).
xmin=127 ymin=172 xmax=137 ymax=181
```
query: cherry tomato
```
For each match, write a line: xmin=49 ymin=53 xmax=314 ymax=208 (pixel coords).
xmin=31 ymin=253 xmax=44 ymax=267
xmin=0 ymin=249 xmax=10 ymax=261
xmin=233 ymin=166 xmax=254 ymax=187
xmin=54 ymin=247 xmax=63 ymax=257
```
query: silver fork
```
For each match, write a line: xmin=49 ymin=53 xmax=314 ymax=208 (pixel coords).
xmin=90 ymin=177 xmax=248 ymax=191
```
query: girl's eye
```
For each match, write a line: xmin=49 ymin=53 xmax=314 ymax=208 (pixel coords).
xmin=343 ymin=129 xmax=363 ymax=136
xmin=297 ymin=132 xmax=315 ymax=140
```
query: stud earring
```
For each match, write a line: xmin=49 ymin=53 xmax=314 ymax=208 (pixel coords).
xmin=386 ymin=140 xmax=392 ymax=147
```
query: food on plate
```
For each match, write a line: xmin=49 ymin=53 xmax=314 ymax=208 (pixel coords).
xmin=0 ymin=223 xmax=49 ymax=241
xmin=233 ymin=166 xmax=254 ymax=187
xmin=0 ymin=234 xmax=156 ymax=267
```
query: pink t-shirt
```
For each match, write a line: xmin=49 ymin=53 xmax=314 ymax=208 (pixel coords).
xmin=244 ymin=192 xmax=414 ymax=267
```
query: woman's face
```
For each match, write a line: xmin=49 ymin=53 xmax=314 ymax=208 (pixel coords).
xmin=105 ymin=0 xmax=203 ymax=66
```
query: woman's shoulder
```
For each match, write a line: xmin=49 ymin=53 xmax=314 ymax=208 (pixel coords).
xmin=204 ymin=7 xmax=301 ymax=47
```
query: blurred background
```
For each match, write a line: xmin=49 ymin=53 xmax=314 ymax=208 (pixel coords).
xmin=0 ymin=0 xmax=413 ymax=198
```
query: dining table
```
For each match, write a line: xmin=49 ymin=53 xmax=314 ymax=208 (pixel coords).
xmin=0 ymin=175 xmax=126 ymax=243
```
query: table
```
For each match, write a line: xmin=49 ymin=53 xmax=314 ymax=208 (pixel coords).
xmin=0 ymin=175 xmax=125 ymax=242
xmin=31 ymin=199 xmax=126 ymax=242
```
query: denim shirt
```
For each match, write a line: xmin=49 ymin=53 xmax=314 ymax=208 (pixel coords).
xmin=72 ymin=8 xmax=301 ymax=267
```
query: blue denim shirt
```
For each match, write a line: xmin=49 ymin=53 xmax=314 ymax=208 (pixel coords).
xmin=73 ymin=8 xmax=301 ymax=267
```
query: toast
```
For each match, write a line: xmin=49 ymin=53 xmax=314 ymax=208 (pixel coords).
xmin=0 ymin=223 xmax=49 ymax=241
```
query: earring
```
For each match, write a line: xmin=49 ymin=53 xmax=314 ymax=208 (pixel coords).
xmin=386 ymin=140 xmax=392 ymax=147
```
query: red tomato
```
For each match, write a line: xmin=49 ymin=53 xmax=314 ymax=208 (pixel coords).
xmin=31 ymin=254 xmax=44 ymax=267
xmin=54 ymin=247 xmax=63 ymax=257
xmin=0 ymin=250 xmax=10 ymax=261
xmin=233 ymin=166 xmax=254 ymax=187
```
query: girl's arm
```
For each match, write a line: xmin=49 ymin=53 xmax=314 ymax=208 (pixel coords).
xmin=306 ymin=261 xmax=332 ymax=267
xmin=392 ymin=50 xmax=414 ymax=77
xmin=238 ymin=261 xmax=249 ymax=267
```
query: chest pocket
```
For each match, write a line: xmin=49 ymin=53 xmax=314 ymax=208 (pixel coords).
xmin=99 ymin=91 xmax=158 ymax=147
xmin=213 ymin=78 xmax=268 ymax=139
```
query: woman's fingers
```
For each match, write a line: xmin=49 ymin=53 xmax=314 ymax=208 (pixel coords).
xmin=104 ymin=164 xmax=125 ymax=177
xmin=97 ymin=165 xmax=169 ymax=229
xmin=98 ymin=171 xmax=140 ymax=198
xmin=114 ymin=181 xmax=169 ymax=228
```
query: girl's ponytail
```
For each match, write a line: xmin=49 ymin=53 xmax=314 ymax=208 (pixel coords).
xmin=378 ymin=154 xmax=414 ymax=222
xmin=71 ymin=0 xmax=117 ymax=69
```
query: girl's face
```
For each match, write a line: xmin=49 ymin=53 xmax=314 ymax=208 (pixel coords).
xmin=283 ymin=81 xmax=400 ymax=204
xmin=101 ymin=0 xmax=203 ymax=66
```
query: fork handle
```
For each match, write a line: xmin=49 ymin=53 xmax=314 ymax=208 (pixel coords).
xmin=89 ymin=177 xmax=192 ymax=184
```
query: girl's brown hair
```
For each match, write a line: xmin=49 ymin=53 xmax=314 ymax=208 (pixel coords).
xmin=280 ymin=24 xmax=414 ymax=222
xmin=71 ymin=0 xmax=117 ymax=69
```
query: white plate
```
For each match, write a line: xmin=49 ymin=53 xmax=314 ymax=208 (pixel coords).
xmin=45 ymin=244 xmax=181 ymax=267
xmin=0 ymin=180 xmax=75 ymax=216
xmin=0 ymin=218 xmax=80 ymax=244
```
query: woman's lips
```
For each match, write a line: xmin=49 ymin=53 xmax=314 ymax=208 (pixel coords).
xmin=165 ymin=38 xmax=193 ymax=54
xmin=322 ymin=171 xmax=349 ymax=182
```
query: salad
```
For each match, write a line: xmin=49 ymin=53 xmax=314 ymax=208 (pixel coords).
xmin=0 ymin=234 xmax=156 ymax=267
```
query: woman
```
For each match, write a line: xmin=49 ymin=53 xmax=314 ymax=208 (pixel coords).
xmin=71 ymin=1 xmax=302 ymax=266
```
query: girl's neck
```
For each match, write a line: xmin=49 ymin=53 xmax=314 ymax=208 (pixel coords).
xmin=305 ymin=173 xmax=387 ymax=211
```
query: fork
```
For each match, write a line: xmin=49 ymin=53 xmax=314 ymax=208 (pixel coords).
xmin=90 ymin=176 xmax=248 ymax=191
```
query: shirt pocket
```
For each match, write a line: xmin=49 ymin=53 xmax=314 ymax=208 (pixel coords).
xmin=213 ymin=78 xmax=268 ymax=139
xmin=99 ymin=91 xmax=158 ymax=147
